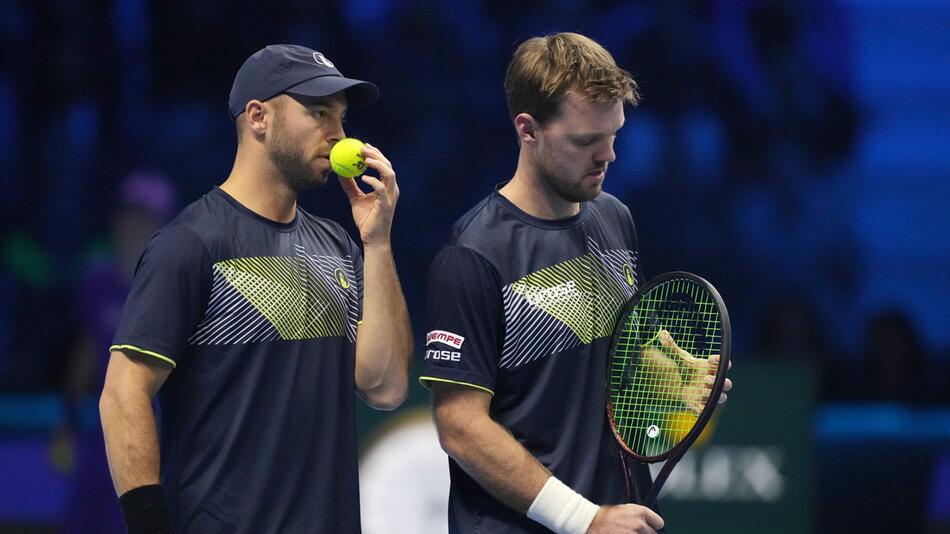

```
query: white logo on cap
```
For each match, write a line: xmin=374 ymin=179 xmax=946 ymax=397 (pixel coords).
xmin=312 ymin=52 xmax=335 ymax=69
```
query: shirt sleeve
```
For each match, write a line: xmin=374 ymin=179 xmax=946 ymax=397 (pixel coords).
xmin=110 ymin=225 xmax=211 ymax=367
xmin=346 ymin=232 xmax=364 ymax=328
xmin=419 ymin=246 xmax=502 ymax=395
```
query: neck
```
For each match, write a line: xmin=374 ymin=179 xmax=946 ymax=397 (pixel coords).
xmin=220 ymin=145 xmax=298 ymax=223
xmin=499 ymin=150 xmax=581 ymax=220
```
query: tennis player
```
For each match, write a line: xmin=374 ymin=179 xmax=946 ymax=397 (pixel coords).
xmin=422 ymin=33 xmax=730 ymax=534
xmin=99 ymin=44 xmax=412 ymax=533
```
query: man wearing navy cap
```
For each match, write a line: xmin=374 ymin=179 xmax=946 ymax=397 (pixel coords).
xmin=99 ymin=44 xmax=413 ymax=533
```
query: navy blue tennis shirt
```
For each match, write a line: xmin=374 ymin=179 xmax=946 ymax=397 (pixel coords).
xmin=112 ymin=187 xmax=363 ymax=532
xmin=421 ymin=188 xmax=654 ymax=533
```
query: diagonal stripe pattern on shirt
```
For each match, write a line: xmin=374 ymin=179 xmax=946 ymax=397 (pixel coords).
xmin=500 ymin=238 xmax=638 ymax=369
xmin=188 ymin=245 xmax=358 ymax=345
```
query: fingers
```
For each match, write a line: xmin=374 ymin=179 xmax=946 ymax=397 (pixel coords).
xmin=709 ymin=356 xmax=732 ymax=405
xmin=361 ymin=143 xmax=397 ymax=188
xmin=709 ymin=355 xmax=732 ymax=371
xmin=641 ymin=505 xmax=665 ymax=531
xmin=361 ymin=143 xmax=391 ymax=167
xmin=718 ymin=377 xmax=733 ymax=404
xmin=337 ymin=175 xmax=364 ymax=203
xmin=360 ymin=173 xmax=387 ymax=196
xmin=358 ymin=143 xmax=399 ymax=209
xmin=688 ymin=401 xmax=704 ymax=415
xmin=658 ymin=329 xmax=678 ymax=351
xmin=702 ymin=363 xmax=732 ymax=405
xmin=659 ymin=330 xmax=694 ymax=362
xmin=610 ymin=504 xmax=664 ymax=533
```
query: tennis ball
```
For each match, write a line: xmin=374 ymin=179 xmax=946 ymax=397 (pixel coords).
xmin=664 ymin=410 xmax=699 ymax=443
xmin=330 ymin=138 xmax=367 ymax=178
xmin=665 ymin=410 xmax=717 ymax=446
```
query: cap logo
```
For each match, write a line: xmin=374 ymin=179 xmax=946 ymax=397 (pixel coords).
xmin=312 ymin=52 xmax=335 ymax=69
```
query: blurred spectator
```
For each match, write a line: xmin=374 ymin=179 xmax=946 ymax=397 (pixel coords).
xmin=860 ymin=310 xmax=930 ymax=404
xmin=757 ymin=295 xmax=828 ymax=361
xmin=0 ymin=230 xmax=65 ymax=390
xmin=52 ymin=170 xmax=176 ymax=534
xmin=756 ymin=295 xmax=851 ymax=400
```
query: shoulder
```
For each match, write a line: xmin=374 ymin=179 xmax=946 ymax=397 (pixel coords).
xmin=431 ymin=245 xmax=496 ymax=274
xmin=448 ymin=195 xmax=498 ymax=245
xmin=589 ymin=191 xmax=633 ymax=222
xmin=448 ymin=193 xmax=518 ymax=254
xmin=138 ymin=224 xmax=209 ymax=271
xmin=296 ymin=207 xmax=360 ymax=254
xmin=428 ymin=245 xmax=502 ymax=296
xmin=161 ymin=190 xmax=235 ymax=249
xmin=148 ymin=223 xmax=206 ymax=254
xmin=297 ymin=207 xmax=346 ymax=235
xmin=439 ymin=195 xmax=508 ymax=273
xmin=587 ymin=192 xmax=641 ymax=251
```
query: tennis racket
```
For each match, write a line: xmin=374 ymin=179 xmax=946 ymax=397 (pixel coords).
xmin=606 ymin=271 xmax=731 ymax=511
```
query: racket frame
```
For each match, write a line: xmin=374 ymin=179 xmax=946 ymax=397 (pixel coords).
xmin=604 ymin=271 xmax=731 ymax=507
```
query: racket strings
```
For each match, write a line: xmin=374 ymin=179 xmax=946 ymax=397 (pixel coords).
xmin=608 ymin=278 xmax=723 ymax=457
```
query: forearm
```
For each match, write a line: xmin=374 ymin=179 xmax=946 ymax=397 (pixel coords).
xmin=100 ymin=385 xmax=162 ymax=495
xmin=439 ymin=412 xmax=550 ymax=513
xmin=355 ymin=242 xmax=412 ymax=408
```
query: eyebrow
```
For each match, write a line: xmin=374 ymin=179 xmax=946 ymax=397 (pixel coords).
xmin=303 ymin=99 xmax=348 ymax=115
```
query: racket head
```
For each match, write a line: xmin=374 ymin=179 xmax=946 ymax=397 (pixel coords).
xmin=606 ymin=271 xmax=731 ymax=463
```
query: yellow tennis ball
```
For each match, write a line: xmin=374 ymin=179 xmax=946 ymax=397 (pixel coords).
xmin=664 ymin=410 xmax=717 ymax=446
xmin=664 ymin=410 xmax=699 ymax=443
xmin=330 ymin=138 xmax=367 ymax=178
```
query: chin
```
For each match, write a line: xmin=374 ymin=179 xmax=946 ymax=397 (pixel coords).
xmin=572 ymin=183 xmax=602 ymax=202
xmin=287 ymin=174 xmax=327 ymax=193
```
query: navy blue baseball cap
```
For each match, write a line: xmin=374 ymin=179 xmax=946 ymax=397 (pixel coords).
xmin=228 ymin=44 xmax=379 ymax=119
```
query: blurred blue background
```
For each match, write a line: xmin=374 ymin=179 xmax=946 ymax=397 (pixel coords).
xmin=0 ymin=0 xmax=948 ymax=532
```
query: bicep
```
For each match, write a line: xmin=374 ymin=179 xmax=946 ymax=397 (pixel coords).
xmin=431 ymin=383 xmax=493 ymax=428
xmin=103 ymin=350 xmax=173 ymax=400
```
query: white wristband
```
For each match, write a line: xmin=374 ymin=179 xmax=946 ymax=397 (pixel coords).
xmin=526 ymin=476 xmax=600 ymax=534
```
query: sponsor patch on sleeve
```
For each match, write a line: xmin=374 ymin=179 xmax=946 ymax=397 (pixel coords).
xmin=426 ymin=330 xmax=465 ymax=350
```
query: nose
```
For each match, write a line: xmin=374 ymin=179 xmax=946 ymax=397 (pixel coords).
xmin=328 ymin=118 xmax=345 ymax=144
xmin=596 ymin=138 xmax=616 ymax=164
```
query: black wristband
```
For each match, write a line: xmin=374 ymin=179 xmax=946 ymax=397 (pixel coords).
xmin=119 ymin=484 xmax=174 ymax=534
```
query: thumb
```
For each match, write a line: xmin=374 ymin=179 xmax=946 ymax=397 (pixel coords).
xmin=659 ymin=330 xmax=691 ymax=360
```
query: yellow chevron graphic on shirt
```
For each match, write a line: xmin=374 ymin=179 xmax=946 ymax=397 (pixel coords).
xmin=510 ymin=254 xmax=624 ymax=343
xmin=499 ymin=239 xmax=637 ymax=368
xmin=216 ymin=256 xmax=348 ymax=340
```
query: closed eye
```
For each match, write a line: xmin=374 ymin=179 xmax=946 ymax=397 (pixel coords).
xmin=572 ymin=135 xmax=603 ymax=147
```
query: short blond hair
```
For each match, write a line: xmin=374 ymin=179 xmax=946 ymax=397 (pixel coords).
xmin=504 ymin=32 xmax=639 ymax=124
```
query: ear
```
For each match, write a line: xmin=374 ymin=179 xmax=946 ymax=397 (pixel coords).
xmin=513 ymin=113 xmax=539 ymax=145
xmin=243 ymin=100 xmax=268 ymax=136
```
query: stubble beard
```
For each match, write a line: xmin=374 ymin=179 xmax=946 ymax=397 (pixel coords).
xmin=267 ymin=115 xmax=328 ymax=193
xmin=536 ymin=154 xmax=603 ymax=204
